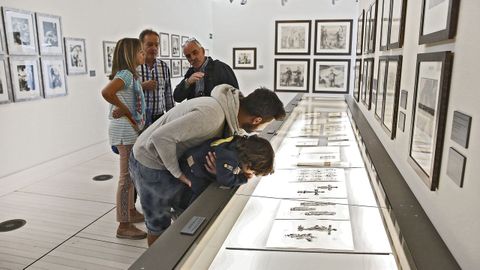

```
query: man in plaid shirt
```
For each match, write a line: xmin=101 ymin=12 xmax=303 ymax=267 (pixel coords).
xmin=138 ymin=29 xmax=175 ymax=127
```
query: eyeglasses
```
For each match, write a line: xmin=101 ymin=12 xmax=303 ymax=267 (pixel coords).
xmin=182 ymin=37 xmax=202 ymax=48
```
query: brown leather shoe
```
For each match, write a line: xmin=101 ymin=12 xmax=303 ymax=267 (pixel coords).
xmin=116 ymin=224 xmax=147 ymax=240
xmin=129 ymin=210 xmax=145 ymax=223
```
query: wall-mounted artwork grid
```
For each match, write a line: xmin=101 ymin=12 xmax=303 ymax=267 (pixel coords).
xmin=275 ymin=20 xmax=311 ymax=55
xmin=314 ymin=20 xmax=352 ymax=55
xmin=313 ymin=59 xmax=350 ymax=94
xmin=274 ymin=59 xmax=310 ymax=93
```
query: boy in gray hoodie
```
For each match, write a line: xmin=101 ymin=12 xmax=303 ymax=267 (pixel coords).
xmin=129 ymin=84 xmax=285 ymax=246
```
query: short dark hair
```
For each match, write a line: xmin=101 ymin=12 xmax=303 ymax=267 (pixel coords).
xmin=240 ymin=87 xmax=286 ymax=121
xmin=235 ymin=135 xmax=274 ymax=176
xmin=139 ymin=29 xmax=159 ymax=42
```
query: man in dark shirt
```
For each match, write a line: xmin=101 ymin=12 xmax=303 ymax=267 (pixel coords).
xmin=173 ymin=38 xmax=238 ymax=102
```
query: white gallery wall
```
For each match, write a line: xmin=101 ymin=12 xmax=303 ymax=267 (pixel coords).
xmin=0 ymin=0 xmax=213 ymax=181
xmin=356 ymin=0 xmax=480 ymax=269
xmin=211 ymin=0 xmax=357 ymax=105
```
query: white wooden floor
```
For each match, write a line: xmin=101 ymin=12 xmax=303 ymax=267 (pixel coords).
xmin=0 ymin=153 xmax=148 ymax=270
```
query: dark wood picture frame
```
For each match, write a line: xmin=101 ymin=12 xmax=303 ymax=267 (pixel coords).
xmin=312 ymin=59 xmax=350 ymax=94
xmin=314 ymin=19 xmax=353 ymax=55
xmin=381 ymin=55 xmax=402 ymax=139
xmin=419 ymin=0 xmax=460 ymax=44
xmin=379 ymin=0 xmax=391 ymax=51
xmin=375 ymin=58 xmax=388 ymax=120
xmin=388 ymin=0 xmax=408 ymax=49
xmin=356 ymin=10 xmax=365 ymax=55
xmin=275 ymin=20 xmax=311 ymax=55
xmin=408 ymin=51 xmax=454 ymax=190
xmin=354 ymin=59 xmax=362 ymax=102
xmin=274 ymin=58 xmax=310 ymax=93
xmin=367 ymin=1 xmax=378 ymax=54
xmin=232 ymin=47 xmax=256 ymax=70
xmin=363 ymin=58 xmax=375 ymax=110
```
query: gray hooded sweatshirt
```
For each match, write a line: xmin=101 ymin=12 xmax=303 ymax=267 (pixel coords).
xmin=132 ymin=84 xmax=242 ymax=178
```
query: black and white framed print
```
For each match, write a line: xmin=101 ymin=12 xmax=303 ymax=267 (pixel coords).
xmin=159 ymin=32 xmax=170 ymax=57
xmin=379 ymin=0 xmax=391 ymax=51
xmin=381 ymin=55 xmax=402 ymax=139
xmin=360 ymin=60 xmax=368 ymax=104
xmin=181 ymin=36 xmax=188 ymax=56
xmin=408 ymin=51 xmax=453 ymax=190
xmin=419 ymin=0 xmax=460 ymax=44
xmin=0 ymin=13 xmax=6 ymax=54
xmin=9 ymin=56 xmax=42 ymax=102
xmin=314 ymin=20 xmax=352 ymax=55
xmin=232 ymin=47 xmax=256 ymax=70
xmin=274 ymin=59 xmax=310 ymax=93
xmin=102 ymin=41 xmax=116 ymax=74
xmin=356 ymin=10 xmax=365 ymax=55
xmin=389 ymin=0 xmax=407 ymax=49
xmin=181 ymin=59 xmax=190 ymax=76
xmin=353 ymin=59 xmax=362 ymax=101
xmin=362 ymin=58 xmax=375 ymax=110
xmin=367 ymin=1 xmax=378 ymax=53
xmin=36 ymin=13 xmax=63 ymax=55
xmin=64 ymin=38 xmax=87 ymax=75
xmin=3 ymin=7 xmax=38 ymax=55
xmin=0 ymin=57 xmax=12 ymax=104
xmin=313 ymin=59 xmax=350 ymax=94
xmin=375 ymin=58 xmax=387 ymax=120
xmin=275 ymin=20 xmax=311 ymax=55
xmin=159 ymin=58 xmax=171 ymax=73
xmin=171 ymin=59 xmax=181 ymax=78
xmin=40 ymin=56 xmax=67 ymax=98
xmin=371 ymin=78 xmax=378 ymax=113
xmin=171 ymin=34 xmax=180 ymax=57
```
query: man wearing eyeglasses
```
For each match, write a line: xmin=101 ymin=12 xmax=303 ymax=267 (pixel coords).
xmin=173 ymin=38 xmax=238 ymax=102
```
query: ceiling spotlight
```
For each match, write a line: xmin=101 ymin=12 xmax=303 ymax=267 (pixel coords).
xmin=230 ymin=0 xmax=234 ymax=3
xmin=241 ymin=0 xmax=247 ymax=5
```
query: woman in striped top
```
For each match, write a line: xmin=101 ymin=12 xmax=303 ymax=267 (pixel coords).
xmin=101 ymin=38 xmax=147 ymax=240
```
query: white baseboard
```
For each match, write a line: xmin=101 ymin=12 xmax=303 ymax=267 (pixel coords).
xmin=0 ymin=140 xmax=110 ymax=197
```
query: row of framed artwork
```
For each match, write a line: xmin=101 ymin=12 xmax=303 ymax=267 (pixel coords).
xmin=353 ymin=51 xmax=454 ymax=191
xmin=274 ymin=58 xmax=350 ymax=94
xmin=357 ymin=0 xmax=460 ymax=55
xmin=0 ymin=7 xmax=64 ymax=56
xmin=159 ymin=58 xmax=190 ymax=78
xmin=275 ymin=19 xmax=353 ymax=55
xmin=157 ymin=33 xmax=189 ymax=58
xmin=0 ymin=55 xmax=68 ymax=103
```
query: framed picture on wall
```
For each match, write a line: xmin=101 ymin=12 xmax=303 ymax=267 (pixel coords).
xmin=360 ymin=60 xmax=367 ymax=104
xmin=362 ymin=58 xmax=375 ymax=110
xmin=171 ymin=59 xmax=181 ymax=77
xmin=232 ymin=47 xmax=256 ymax=69
xmin=379 ymin=0 xmax=391 ymax=51
xmin=408 ymin=51 xmax=453 ymax=190
xmin=375 ymin=58 xmax=387 ymax=120
xmin=353 ymin=59 xmax=362 ymax=101
xmin=64 ymin=37 xmax=87 ymax=75
xmin=9 ymin=56 xmax=43 ymax=102
xmin=171 ymin=34 xmax=180 ymax=57
xmin=181 ymin=59 xmax=190 ymax=76
xmin=0 ymin=13 xmax=6 ymax=54
xmin=0 ymin=57 xmax=12 ymax=104
xmin=419 ymin=0 xmax=460 ymax=44
xmin=275 ymin=20 xmax=311 ymax=55
xmin=3 ymin=7 xmax=38 ymax=55
xmin=313 ymin=59 xmax=350 ymax=94
xmin=389 ymin=0 xmax=407 ymax=49
xmin=36 ymin=13 xmax=63 ymax=55
xmin=102 ymin=41 xmax=116 ymax=74
xmin=181 ymin=36 xmax=189 ymax=56
xmin=314 ymin=20 xmax=352 ymax=55
xmin=159 ymin=32 xmax=170 ymax=57
xmin=367 ymin=1 xmax=378 ymax=53
xmin=274 ymin=59 xmax=310 ymax=93
xmin=356 ymin=10 xmax=365 ymax=55
xmin=371 ymin=78 xmax=378 ymax=113
xmin=40 ymin=56 xmax=67 ymax=98
xmin=381 ymin=55 xmax=402 ymax=139
xmin=158 ymin=59 xmax=171 ymax=75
